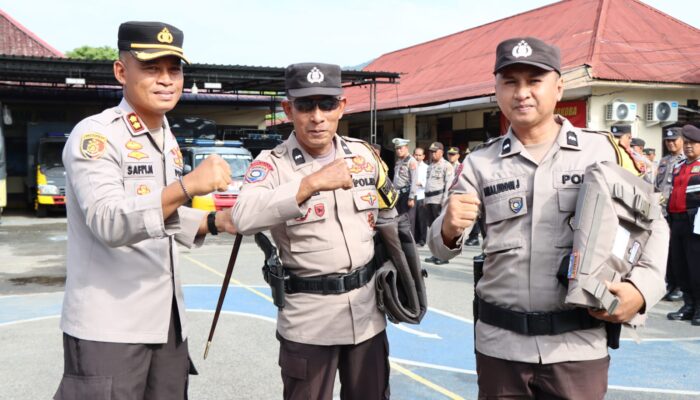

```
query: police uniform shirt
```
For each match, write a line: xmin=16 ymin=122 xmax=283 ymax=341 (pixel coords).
xmin=424 ymin=158 xmax=454 ymax=205
xmin=61 ymin=98 xmax=206 ymax=344
xmin=394 ymin=155 xmax=417 ymax=198
xmin=232 ymin=133 xmax=385 ymax=346
xmin=427 ymin=116 xmax=668 ymax=364
xmin=656 ymin=153 xmax=685 ymax=201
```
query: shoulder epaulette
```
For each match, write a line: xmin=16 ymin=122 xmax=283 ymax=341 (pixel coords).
xmin=472 ymin=135 xmax=504 ymax=153
xmin=270 ymin=145 xmax=287 ymax=158
xmin=89 ymin=107 xmax=121 ymax=126
xmin=341 ymin=135 xmax=367 ymax=144
xmin=581 ymin=128 xmax=611 ymax=135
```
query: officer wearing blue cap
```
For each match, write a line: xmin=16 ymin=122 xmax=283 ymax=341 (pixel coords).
xmin=55 ymin=21 xmax=236 ymax=400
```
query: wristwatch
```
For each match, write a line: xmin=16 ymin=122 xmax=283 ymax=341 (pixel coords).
xmin=207 ymin=211 xmax=218 ymax=235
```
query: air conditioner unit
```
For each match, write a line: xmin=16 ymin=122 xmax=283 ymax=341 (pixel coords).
xmin=605 ymin=102 xmax=637 ymax=122
xmin=645 ymin=101 xmax=678 ymax=123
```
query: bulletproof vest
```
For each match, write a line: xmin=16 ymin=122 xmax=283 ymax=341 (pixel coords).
xmin=565 ymin=161 xmax=662 ymax=314
xmin=374 ymin=210 xmax=428 ymax=324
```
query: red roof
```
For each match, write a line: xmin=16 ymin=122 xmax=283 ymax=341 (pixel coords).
xmin=344 ymin=0 xmax=700 ymax=114
xmin=0 ymin=9 xmax=63 ymax=57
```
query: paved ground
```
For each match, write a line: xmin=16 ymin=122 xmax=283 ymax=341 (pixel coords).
xmin=1 ymin=211 xmax=699 ymax=399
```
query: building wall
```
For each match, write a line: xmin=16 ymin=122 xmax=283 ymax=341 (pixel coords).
xmin=588 ymin=86 xmax=700 ymax=154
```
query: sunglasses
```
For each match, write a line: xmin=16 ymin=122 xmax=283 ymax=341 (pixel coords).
xmin=292 ymin=97 xmax=341 ymax=113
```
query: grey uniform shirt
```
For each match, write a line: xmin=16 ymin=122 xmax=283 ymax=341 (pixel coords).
xmin=428 ymin=116 xmax=667 ymax=363
xmin=394 ymin=155 xmax=417 ymax=199
xmin=232 ymin=133 xmax=385 ymax=346
xmin=61 ymin=98 xmax=206 ymax=344
xmin=424 ymin=158 xmax=454 ymax=205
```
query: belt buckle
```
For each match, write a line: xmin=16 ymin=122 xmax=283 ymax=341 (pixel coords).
xmin=526 ymin=312 xmax=552 ymax=336
xmin=344 ymin=269 xmax=361 ymax=290
xmin=322 ymin=274 xmax=343 ymax=294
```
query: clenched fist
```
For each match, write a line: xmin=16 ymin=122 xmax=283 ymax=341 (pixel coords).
xmin=441 ymin=193 xmax=480 ymax=247
xmin=297 ymin=159 xmax=353 ymax=204
xmin=184 ymin=154 xmax=232 ymax=196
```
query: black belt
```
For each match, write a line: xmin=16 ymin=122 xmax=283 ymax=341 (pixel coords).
xmin=287 ymin=259 xmax=377 ymax=295
xmin=477 ymin=297 xmax=602 ymax=336
xmin=424 ymin=189 xmax=444 ymax=198
xmin=398 ymin=186 xmax=410 ymax=194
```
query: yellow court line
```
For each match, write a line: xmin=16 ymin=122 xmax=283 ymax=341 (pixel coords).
xmin=183 ymin=254 xmax=273 ymax=303
xmin=390 ymin=362 xmax=465 ymax=400
xmin=185 ymin=254 xmax=463 ymax=400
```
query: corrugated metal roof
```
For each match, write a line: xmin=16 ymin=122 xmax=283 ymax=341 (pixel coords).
xmin=344 ymin=0 xmax=700 ymax=114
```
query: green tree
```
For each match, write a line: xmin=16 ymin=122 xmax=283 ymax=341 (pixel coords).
xmin=65 ymin=46 xmax=118 ymax=60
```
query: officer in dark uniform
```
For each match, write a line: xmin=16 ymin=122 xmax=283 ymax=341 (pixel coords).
xmin=666 ymin=123 xmax=700 ymax=326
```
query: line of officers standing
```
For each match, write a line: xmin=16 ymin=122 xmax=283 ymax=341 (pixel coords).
xmin=53 ymin=19 xmax=684 ymax=400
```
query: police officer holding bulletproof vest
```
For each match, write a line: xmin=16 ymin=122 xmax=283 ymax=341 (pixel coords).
xmin=232 ymin=63 xmax=390 ymax=399
xmin=657 ymin=127 xmax=686 ymax=301
xmin=55 ymin=22 xmax=236 ymax=400
xmin=428 ymin=37 xmax=667 ymax=399
xmin=666 ymin=123 xmax=700 ymax=326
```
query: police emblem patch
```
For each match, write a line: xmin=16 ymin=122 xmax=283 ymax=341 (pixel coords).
xmin=509 ymin=196 xmax=523 ymax=213
xmin=128 ymin=151 xmax=149 ymax=160
xmin=125 ymin=140 xmax=143 ymax=151
xmin=314 ymin=203 xmax=325 ymax=217
xmin=307 ymin=67 xmax=324 ymax=84
xmin=692 ymin=165 xmax=700 ymax=174
xmin=512 ymin=40 xmax=533 ymax=58
xmin=367 ymin=212 xmax=376 ymax=230
xmin=80 ymin=133 xmax=107 ymax=160
xmin=361 ymin=192 xmax=377 ymax=206
xmin=136 ymin=184 xmax=151 ymax=196
xmin=245 ymin=161 xmax=274 ymax=183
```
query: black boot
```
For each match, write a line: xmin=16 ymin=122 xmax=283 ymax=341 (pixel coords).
xmin=663 ymin=287 xmax=683 ymax=302
xmin=667 ymin=294 xmax=695 ymax=321
xmin=692 ymin=305 xmax=700 ymax=326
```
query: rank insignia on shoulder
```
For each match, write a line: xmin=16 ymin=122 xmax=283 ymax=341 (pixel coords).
xmin=292 ymin=148 xmax=305 ymax=165
xmin=566 ymin=131 xmax=579 ymax=147
xmin=80 ymin=132 xmax=108 ymax=160
xmin=126 ymin=113 xmax=145 ymax=133
xmin=501 ymin=138 xmax=512 ymax=155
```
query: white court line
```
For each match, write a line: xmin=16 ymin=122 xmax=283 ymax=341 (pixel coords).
xmin=0 ymin=315 xmax=59 ymax=327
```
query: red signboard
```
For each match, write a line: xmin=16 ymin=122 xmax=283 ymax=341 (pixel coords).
xmin=499 ymin=100 xmax=587 ymax=134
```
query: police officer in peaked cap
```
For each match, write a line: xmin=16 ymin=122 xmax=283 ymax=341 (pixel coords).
xmin=233 ymin=63 xmax=392 ymax=399
xmin=428 ymin=36 xmax=667 ymax=399
xmin=55 ymin=21 xmax=236 ymax=400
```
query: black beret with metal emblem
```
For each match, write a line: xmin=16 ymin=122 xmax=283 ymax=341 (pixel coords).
xmin=285 ymin=63 xmax=342 ymax=98
xmin=663 ymin=127 xmax=681 ymax=140
xmin=494 ymin=37 xmax=561 ymax=74
xmin=610 ymin=124 xmax=631 ymax=137
xmin=118 ymin=21 xmax=189 ymax=64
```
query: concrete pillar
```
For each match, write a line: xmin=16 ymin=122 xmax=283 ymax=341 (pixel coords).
xmin=403 ymin=113 xmax=416 ymax=149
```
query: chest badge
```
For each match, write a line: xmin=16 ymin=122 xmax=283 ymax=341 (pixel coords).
xmin=509 ymin=197 xmax=524 ymax=214
xmin=361 ymin=192 xmax=377 ymax=206
xmin=314 ymin=203 xmax=325 ymax=217
xmin=128 ymin=151 xmax=149 ymax=160
xmin=125 ymin=140 xmax=143 ymax=151
xmin=692 ymin=165 xmax=700 ymax=174
xmin=136 ymin=184 xmax=151 ymax=196
xmin=349 ymin=156 xmax=374 ymax=174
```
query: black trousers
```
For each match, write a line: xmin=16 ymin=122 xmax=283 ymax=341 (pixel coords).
xmin=476 ymin=352 xmax=609 ymax=400
xmin=277 ymin=331 xmax=390 ymax=400
xmin=412 ymin=199 xmax=428 ymax=244
xmin=54 ymin=301 xmax=193 ymax=400
xmin=669 ymin=213 xmax=700 ymax=301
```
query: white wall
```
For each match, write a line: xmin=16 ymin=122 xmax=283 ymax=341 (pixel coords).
xmin=588 ymin=86 xmax=700 ymax=153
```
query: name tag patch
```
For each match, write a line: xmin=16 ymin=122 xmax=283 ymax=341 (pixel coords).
xmin=126 ymin=163 xmax=154 ymax=176
xmin=484 ymin=179 xmax=520 ymax=197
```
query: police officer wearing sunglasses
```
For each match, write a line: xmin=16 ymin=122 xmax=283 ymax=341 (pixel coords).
xmin=233 ymin=63 xmax=391 ymax=400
